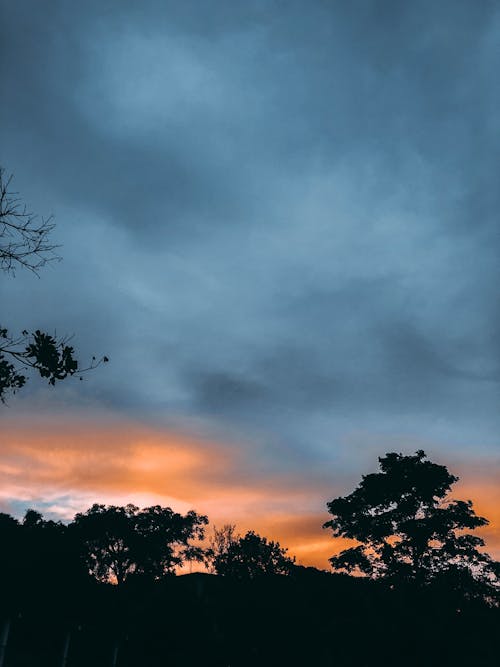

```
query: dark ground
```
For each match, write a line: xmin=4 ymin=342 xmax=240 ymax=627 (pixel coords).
xmin=1 ymin=570 xmax=498 ymax=666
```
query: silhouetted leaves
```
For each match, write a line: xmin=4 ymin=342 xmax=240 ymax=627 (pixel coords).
xmin=0 ymin=486 xmax=498 ymax=665
xmin=210 ymin=530 xmax=295 ymax=579
xmin=0 ymin=327 xmax=108 ymax=402
xmin=324 ymin=450 xmax=499 ymax=603
xmin=71 ymin=504 xmax=208 ymax=585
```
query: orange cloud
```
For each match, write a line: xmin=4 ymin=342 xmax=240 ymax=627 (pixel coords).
xmin=0 ymin=416 xmax=338 ymax=567
xmin=454 ymin=468 xmax=500 ymax=558
xmin=0 ymin=416 xmax=499 ymax=569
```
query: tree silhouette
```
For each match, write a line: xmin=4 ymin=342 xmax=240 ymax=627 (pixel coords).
xmin=206 ymin=524 xmax=238 ymax=573
xmin=324 ymin=450 xmax=500 ymax=602
xmin=211 ymin=530 xmax=295 ymax=579
xmin=132 ymin=505 xmax=208 ymax=578
xmin=0 ymin=168 xmax=107 ymax=402
xmin=20 ymin=509 xmax=82 ymax=586
xmin=0 ymin=169 xmax=59 ymax=275
xmin=0 ymin=513 xmax=20 ymax=586
xmin=71 ymin=504 xmax=208 ymax=584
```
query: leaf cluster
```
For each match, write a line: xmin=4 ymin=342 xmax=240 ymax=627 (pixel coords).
xmin=0 ymin=327 xmax=108 ymax=402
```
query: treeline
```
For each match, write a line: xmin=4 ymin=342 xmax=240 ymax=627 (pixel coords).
xmin=0 ymin=505 xmax=295 ymax=590
xmin=0 ymin=550 xmax=498 ymax=666
xmin=1 ymin=450 xmax=500 ymax=665
xmin=3 ymin=451 xmax=499 ymax=598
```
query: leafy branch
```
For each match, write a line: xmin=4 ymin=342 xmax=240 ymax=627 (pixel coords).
xmin=0 ymin=327 xmax=108 ymax=403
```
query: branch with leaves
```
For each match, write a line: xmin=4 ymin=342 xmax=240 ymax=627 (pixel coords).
xmin=0 ymin=327 xmax=108 ymax=403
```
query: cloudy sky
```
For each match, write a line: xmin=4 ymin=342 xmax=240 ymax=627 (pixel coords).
xmin=1 ymin=0 xmax=499 ymax=566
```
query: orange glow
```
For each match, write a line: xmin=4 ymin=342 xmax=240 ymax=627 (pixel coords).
xmin=0 ymin=416 xmax=499 ymax=568
xmin=455 ymin=471 xmax=500 ymax=557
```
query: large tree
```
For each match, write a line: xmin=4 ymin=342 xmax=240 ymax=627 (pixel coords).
xmin=71 ymin=504 xmax=208 ymax=585
xmin=324 ymin=450 xmax=499 ymax=602
xmin=0 ymin=168 xmax=106 ymax=402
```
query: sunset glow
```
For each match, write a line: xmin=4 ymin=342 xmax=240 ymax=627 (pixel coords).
xmin=1 ymin=417 xmax=498 ymax=567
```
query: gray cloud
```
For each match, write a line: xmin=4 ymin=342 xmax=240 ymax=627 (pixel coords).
xmin=1 ymin=0 xmax=499 ymax=474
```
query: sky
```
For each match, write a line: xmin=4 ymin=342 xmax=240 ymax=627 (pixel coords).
xmin=1 ymin=0 xmax=499 ymax=567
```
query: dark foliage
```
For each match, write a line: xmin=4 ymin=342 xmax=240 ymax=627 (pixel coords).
xmin=324 ymin=450 xmax=499 ymax=603
xmin=206 ymin=524 xmax=238 ymax=573
xmin=0 ymin=486 xmax=498 ymax=666
xmin=0 ymin=571 xmax=498 ymax=666
xmin=209 ymin=530 xmax=295 ymax=579
xmin=0 ymin=327 xmax=108 ymax=403
xmin=71 ymin=504 xmax=208 ymax=585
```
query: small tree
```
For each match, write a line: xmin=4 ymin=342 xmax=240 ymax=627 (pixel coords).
xmin=211 ymin=530 xmax=295 ymax=579
xmin=206 ymin=524 xmax=238 ymax=573
xmin=324 ymin=450 xmax=499 ymax=602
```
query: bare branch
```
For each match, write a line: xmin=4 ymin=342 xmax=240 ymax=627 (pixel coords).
xmin=0 ymin=168 xmax=61 ymax=275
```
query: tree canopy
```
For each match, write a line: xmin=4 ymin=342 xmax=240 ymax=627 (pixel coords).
xmin=209 ymin=530 xmax=295 ymax=579
xmin=324 ymin=450 xmax=499 ymax=602
xmin=71 ymin=504 xmax=208 ymax=585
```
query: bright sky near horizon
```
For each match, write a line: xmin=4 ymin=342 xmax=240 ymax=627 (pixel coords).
xmin=1 ymin=1 xmax=499 ymax=566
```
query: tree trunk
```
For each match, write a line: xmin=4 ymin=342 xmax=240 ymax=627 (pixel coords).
xmin=61 ymin=631 xmax=71 ymax=667
xmin=0 ymin=619 xmax=10 ymax=667
xmin=111 ymin=641 xmax=120 ymax=667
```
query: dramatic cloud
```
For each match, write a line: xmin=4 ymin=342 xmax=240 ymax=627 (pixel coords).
xmin=1 ymin=1 xmax=498 ymax=552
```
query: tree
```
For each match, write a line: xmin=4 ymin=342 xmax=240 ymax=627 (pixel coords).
xmin=19 ymin=509 xmax=83 ymax=585
xmin=0 ymin=509 xmax=84 ymax=595
xmin=0 ymin=513 xmax=20 ymax=581
xmin=71 ymin=504 xmax=208 ymax=585
xmin=132 ymin=505 xmax=208 ymax=579
xmin=206 ymin=524 xmax=238 ymax=573
xmin=324 ymin=450 xmax=500 ymax=602
xmin=210 ymin=530 xmax=295 ymax=579
xmin=0 ymin=168 xmax=107 ymax=402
